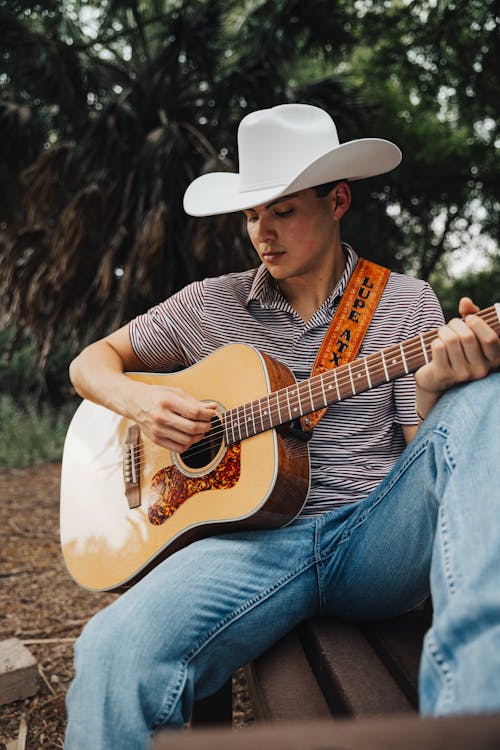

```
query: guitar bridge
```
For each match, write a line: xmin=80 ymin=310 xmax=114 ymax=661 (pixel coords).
xmin=123 ymin=424 xmax=141 ymax=508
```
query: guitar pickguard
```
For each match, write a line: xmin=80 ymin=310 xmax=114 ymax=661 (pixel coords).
xmin=148 ymin=444 xmax=241 ymax=525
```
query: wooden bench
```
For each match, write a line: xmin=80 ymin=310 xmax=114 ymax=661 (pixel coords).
xmin=188 ymin=604 xmax=429 ymax=726
xmin=243 ymin=606 xmax=428 ymax=721
xmin=153 ymin=605 xmax=500 ymax=748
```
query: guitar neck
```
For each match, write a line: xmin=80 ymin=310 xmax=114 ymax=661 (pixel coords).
xmin=224 ymin=304 xmax=500 ymax=445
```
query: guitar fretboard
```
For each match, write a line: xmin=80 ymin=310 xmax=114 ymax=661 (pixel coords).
xmin=223 ymin=305 xmax=500 ymax=445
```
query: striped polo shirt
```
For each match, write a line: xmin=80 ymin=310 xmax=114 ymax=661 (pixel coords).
xmin=129 ymin=245 xmax=444 ymax=516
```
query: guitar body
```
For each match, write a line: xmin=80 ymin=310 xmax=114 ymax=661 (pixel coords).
xmin=60 ymin=343 xmax=311 ymax=592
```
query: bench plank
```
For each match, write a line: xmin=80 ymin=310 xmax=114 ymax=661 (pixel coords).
xmin=245 ymin=629 xmax=331 ymax=721
xmin=300 ymin=618 xmax=414 ymax=716
xmin=362 ymin=607 xmax=430 ymax=707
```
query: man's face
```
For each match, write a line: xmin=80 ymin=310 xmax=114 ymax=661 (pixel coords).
xmin=243 ymin=187 xmax=339 ymax=284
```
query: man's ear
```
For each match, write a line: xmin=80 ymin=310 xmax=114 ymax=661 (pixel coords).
xmin=331 ymin=181 xmax=351 ymax=220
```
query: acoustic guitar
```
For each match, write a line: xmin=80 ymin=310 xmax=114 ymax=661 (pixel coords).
xmin=60 ymin=305 xmax=499 ymax=592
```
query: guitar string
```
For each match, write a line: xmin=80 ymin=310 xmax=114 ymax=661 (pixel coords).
xmin=126 ymin=312 xmax=499 ymax=473
xmin=124 ymin=309 xmax=499 ymax=469
xmin=124 ymin=309 xmax=499 ymax=468
xmin=124 ymin=333 xmax=438 ymax=466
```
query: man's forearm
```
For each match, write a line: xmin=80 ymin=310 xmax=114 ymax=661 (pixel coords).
xmin=69 ymin=340 xmax=142 ymax=419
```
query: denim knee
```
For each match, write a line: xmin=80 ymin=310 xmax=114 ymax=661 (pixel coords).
xmin=74 ymin=604 xmax=124 ymax=675
xmin=74 ymin=597 xmax=167 ymax=682
xmin=427 ymin=373 xmax=500 ymax=438
xmin=466 ymin=372 xmax=500 ymax=420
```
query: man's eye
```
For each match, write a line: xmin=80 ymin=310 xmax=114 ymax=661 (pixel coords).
xmin=275 ymin=208 xmax=293 ymax=218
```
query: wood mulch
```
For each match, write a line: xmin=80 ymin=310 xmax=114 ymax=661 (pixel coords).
xmin=0 ymin=463 xmax=252 ymax=749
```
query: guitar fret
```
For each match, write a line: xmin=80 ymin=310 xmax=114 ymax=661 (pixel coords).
xmin=307 ymin=379 xmax=314 ymax=412
xmin=246 ymin=400 xmax=254 ymax=435
xmin=233 ymin=405 xmax=241 ymax=441
xmin=380 ymin=350 xmax=390 ymax=381
xmin=239 ymin=404 xmax=245 ymax=440
xmin=231 ymin=409 xmax=237 ymax=444
xmin=285 ymin=387 xmax=293 ymax=421
xmin=236 ymin=412 xmax=242 ymax=441
xmin=334 ymin=369 xmax=342 ymax=401
xmin=400 ymin=342 xmax=409 ymax=374
xmin=258 ymin=399 xmax=266 ymax=431
xmin=251 ymin=403 xmax=258 ymax=437
xmin=238 ymin=406 xmax=245 ymax=441
xmin=265 ymin=394 xmax=272 ymax=428
xmin=267 ymin=392 xmax=276 ymax=427
xmin=297 ymin=383 xmax=306 ymax=415
xmin=364 ymin=358 xmax=372 ymax=389
xmin=319 ymin=375 xmax=327 ymax=408
xmin=348 ymin=364 xmax=356 ymax=395
xmin=420 ymin=333 xmax=430 ymax=364
xmin=227 ymin=410 xmax=233 ymax=442
xmin=275 ymin=391 xmax=282 ymax=424
xmin=264 ymin=396 xmax=271 ymax=429
xmin=238 ymin=406 xmax=245 ymax=440
xmin=244 ymin=402 xmax=252 ymax=439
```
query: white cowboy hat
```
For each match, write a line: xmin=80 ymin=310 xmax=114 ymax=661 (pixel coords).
xmin=183 ymin=103 xmax=402 ymax=217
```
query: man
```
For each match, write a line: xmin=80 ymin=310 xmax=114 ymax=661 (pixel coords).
xmin=65 ymin=104 xmax=500 ymax=748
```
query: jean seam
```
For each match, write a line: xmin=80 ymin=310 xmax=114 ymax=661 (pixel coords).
xmin=153 ymin=554 xmax=319 ymax=727
xmin=424 ymin=631 xmax=454 ymax=713
xmin=150 ymin=662 xmax=188 ymax=733
xmin=439 ymin=501 xmax=457 ymax=597
xmin=443 ymin=440 xmax=456 ymax=471
xmin=314 ymin=516 xmax=326 ymax=613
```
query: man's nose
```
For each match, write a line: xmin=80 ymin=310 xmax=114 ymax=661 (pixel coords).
xmin=255 ymin=215 xmax=276 ymax=243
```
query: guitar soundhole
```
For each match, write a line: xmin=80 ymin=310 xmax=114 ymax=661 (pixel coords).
xmin=179 ymin=413 xmax=225 ymax=471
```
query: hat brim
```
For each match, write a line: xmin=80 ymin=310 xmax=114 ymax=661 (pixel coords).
xmin=183 ymin=138 xmax=401 ymax=217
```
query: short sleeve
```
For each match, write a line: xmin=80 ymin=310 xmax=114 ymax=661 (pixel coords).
xmin=129 ymin=281 xmax=206 ymax=370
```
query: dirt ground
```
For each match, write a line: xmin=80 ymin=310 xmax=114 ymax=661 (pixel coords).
xmin=0 ymin=463 xmax=252 ymax=749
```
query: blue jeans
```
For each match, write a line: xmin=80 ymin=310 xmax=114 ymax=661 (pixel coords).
xmin=65 ymin=374 xmax=500 ymax=748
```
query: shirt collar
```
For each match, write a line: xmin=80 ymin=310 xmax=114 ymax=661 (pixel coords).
xmin=246 ymin=243 xmax=359 ymax=309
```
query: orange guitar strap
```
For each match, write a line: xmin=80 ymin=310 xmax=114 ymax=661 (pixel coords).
xmin=303 ymin=258 xmax=390 ymax=430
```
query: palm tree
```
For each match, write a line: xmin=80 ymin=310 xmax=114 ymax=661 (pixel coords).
xmin=0 ymin=0 xmax=361 ymax=366
xmin=6 ymin=0 xmax=494 ymax=373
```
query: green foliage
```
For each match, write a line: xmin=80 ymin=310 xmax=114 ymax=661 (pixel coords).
xmin=341 ymin=0 xmax=499 ymax=280
xmin=0 ymin=327 xmax=77 ymax=403
xmin=0 ymin=325 xmax=76 ymax=467
xmin=0 ymin=0 xmax=362 ymax=364
xmin=0 ymin=394 xmax=73 ymax=468
xmin=0 ymin=328 xmax=40 ymax=396
xmin=0 ymin=0 xmax=498 ymax=368
xmin=430 ymin=262 xmax=500 ymax=321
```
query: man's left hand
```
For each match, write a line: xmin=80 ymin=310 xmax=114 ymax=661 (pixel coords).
xmin=415 ymin=297 xmax=500 ymax=419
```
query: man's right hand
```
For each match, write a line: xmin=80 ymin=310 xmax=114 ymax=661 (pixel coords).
xmin=128 ymin=382 xmax=218 ymax=453
xmin=69 ymin=324 xmax=217 ymax=453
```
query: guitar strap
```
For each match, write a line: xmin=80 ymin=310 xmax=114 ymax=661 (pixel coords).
xmin=302 ymin=257 xmax=390 ymax=431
